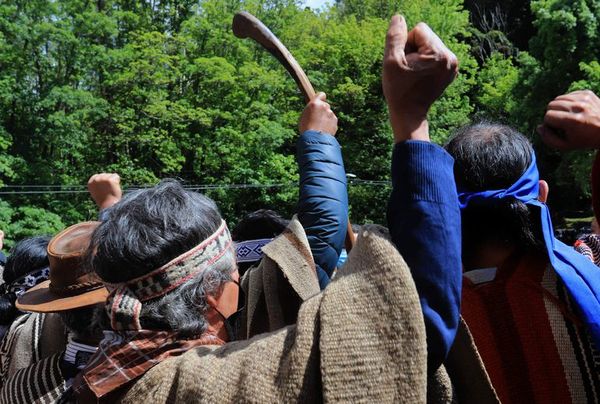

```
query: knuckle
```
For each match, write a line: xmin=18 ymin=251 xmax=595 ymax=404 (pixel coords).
xmin=415 ymin=22 xmax=428 ymax=32
xmin=449 ymin=53 xmax=458 ymax=67
xmin=385 ymin=32 xmax=396 ymax=42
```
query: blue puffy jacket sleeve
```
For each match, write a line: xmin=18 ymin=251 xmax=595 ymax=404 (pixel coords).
xmin=387 ymin=140 xmax=462 ymax=372
xmin=296 ymin=130 xmax=348 ymax=289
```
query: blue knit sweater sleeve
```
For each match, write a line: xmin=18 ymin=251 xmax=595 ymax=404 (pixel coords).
xmin=296 ymin=130 xmax=348 ymax=289
xmin=387 ymin=140 xmax=462 ymax=372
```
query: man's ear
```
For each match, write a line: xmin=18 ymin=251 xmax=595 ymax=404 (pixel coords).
xmin=538 ymin=180 xmax=549 ymax=203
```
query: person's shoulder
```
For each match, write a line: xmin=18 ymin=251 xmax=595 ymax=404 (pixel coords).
xmin=0 ymin=352 xmax=64 ymax=404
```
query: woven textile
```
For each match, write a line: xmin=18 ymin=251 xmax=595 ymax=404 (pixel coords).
xmin=118 ymin=225 xmax=428 ymax=403
xmin=0 ymin=312 xmax=66 ymax=390
xmin=105 ymin=220 xmax=234 ymax=331
xmin=235 ymin=238 xmax=272 ymax=263
xmin=0 ymin=353 xmax=70 ymax=404
xmin=78 ymin=330 xmax=224 ymax=399
xmin=462 ymin=251 xmax=600 ymax=403
xmin=0 ymin=266 xmax=49 ymax=298
xmin=238 ymin=217 xmax=320 ymax=339
xmin=574 ymin=233 xmax=600 ymax=267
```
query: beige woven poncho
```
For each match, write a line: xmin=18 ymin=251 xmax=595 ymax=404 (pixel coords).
xmin=120 ymin=223 xmax=428 ymax=403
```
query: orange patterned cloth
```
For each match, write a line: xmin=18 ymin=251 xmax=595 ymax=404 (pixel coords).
xmin=75 ymin=330 xmax=224 ymax=399
xmin=462 ymin=251 xmax=600 ymax=404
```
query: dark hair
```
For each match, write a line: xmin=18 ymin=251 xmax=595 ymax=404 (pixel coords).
xmin=59 ymin=305 xmax=104 ymax=342
xmin=0 ymin=236 xmax=50 ymax=326
xmin=89 ymin=179 xmax=235 ymax=336
xmin=90 ymin=179 xmax=224 ymax=283
xmin=3 ymin=236 xmax=51 ymax=284
xmin=445 ymin=121 xmax=544 ymax=255
xmin=232 ymin=209 xmax=289 ymax=276
xmin=231 ymin=209 xmax=289 ymax=241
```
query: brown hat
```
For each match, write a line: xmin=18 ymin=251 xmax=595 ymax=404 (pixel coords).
xmin=16 ymin=221 xmax=109 ymax=313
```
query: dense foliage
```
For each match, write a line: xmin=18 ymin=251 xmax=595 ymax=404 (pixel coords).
xmin=0 ymin=0 xmax=598 ymax=246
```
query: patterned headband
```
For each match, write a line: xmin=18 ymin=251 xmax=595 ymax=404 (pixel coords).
xmin=105 ymin=220 xmax=234 ymax=331
xmin=235 ymin=238 xmax=272 ymax=263
xmin=0 ymin=266 xmax=50 ymax=298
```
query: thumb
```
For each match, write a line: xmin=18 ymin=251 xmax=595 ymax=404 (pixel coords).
xmin=384 ymin=15 xmax=408 ymax=60
xmin=313 ymin=92 xmax=326 ymax=102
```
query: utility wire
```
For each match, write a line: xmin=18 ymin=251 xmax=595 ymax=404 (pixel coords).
xmin=0 ymin=179 xmax=391 ymax=195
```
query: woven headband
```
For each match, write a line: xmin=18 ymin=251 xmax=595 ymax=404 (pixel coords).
xmin=105 ymin=220 xmax=234 ymax=331
xmin=0 ymin=266 xmax=50 ymax=298
xmin=235 ymin=238 xmax=272 ymax=263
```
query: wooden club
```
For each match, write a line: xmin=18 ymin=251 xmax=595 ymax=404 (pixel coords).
xmin=232 ymin=11 xmax=356 ymax=252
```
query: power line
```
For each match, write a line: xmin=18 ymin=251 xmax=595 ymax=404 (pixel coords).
xmin=0 ymin=179 xmax=391 ymax=195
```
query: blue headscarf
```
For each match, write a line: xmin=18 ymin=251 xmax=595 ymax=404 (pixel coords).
xmin=459 ymin=152 xmax=600 ymax=348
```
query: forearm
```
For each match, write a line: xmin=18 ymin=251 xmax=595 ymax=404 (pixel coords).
xmin=296 ymin=130 xmax=348 ymax=282
xmin=387 ymin=140 xmax=462 ymax=372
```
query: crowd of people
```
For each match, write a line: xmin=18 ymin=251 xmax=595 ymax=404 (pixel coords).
xmin=0 ymin=14 xmax=598 ymax=403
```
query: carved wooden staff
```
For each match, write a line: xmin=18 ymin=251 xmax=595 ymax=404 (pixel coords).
xmin=232 ymin=11 xmax=356 ymax=252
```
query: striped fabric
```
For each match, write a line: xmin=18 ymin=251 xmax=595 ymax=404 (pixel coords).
xmin=0 ymin=353 xmax=69 ymax=404
xmin=0 ymin=314 xmax=30 ymax=387
xmin=574 ymin=234 xmax=600 ymax=267
xmin=462 ymin=251 xmax=600 ymax=403
xmin=0 ymin=312 xmax=67 ymax=391
xmin=0 ymin=312 xmax=45 ymax=387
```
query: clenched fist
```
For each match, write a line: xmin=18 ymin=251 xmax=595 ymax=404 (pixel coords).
xmin=88 ymin=173 xmax=122 ymax=210
xmin=298 ymin=92 xmax=338 ymax=136
xmin=383 ymin=15 xmax=458 ymax=143
xmin=538 ymin=90 xmax=600 ymax=150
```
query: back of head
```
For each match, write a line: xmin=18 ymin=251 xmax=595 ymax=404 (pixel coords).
xmin=59 ymin=305 xmax=104 ymax=343
xmin=446 ymin=122 xmax=532 ymax=192
xmin=89 ymin=179 xmax=234 ymax=336
xmin=0 ymin=236 xmax=50 ymax=326
xmin=231 ymin=209 xmax=289 ymax=242
xmin=3 ymin=236 xmax=51 ymax=285
xmin=445 ymin=122 xmax=544 ymax=256
xmin=90 ymin=179 xmax=223 ymax=283
xmin=232 ymin=209 xmax=289 ymax=276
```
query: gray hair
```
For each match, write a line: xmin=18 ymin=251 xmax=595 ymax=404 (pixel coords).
xmin=141 ymin=251 xmax=234 ymax=337
xmin=89 ymin=179 xmax=236 ymax=337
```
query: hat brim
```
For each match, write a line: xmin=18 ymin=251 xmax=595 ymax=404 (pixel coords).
xmin=16 ymin=280 xmax=109 ymax=313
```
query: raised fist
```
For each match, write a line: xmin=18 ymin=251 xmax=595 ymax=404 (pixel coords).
xmin=538 ymin=90 xmax=600 ymax=150
xmin=88 ymin=173 xmax=122 ymax=210
xmin=383 ymin=15 xmax=458 ymax=142
xmin=299 ymin=92 xmax=338 ymax=136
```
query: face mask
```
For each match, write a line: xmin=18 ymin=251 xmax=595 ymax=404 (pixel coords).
xmin=215 ymin=279 xmax=245 ymax=341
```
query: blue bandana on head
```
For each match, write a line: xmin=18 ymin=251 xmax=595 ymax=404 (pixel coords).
xmin=459 ymin=152 xmax=600 ymax=348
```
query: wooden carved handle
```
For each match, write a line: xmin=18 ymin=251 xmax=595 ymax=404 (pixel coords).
xmin=232 ymin=12 xmax=316 ymax=102
xmin=233 ymin=11 xmax=356 ymax=252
